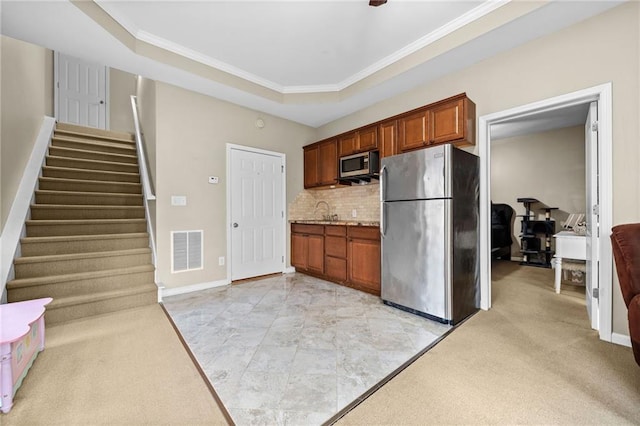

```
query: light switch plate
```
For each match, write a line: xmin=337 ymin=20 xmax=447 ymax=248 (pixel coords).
xmin=171 ymin=195 xmax=187 ymax=206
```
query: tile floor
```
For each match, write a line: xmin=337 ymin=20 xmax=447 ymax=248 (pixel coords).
xmin=163 ymin=273 xmax=450 ymax=425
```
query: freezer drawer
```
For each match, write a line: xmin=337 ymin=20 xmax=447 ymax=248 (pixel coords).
xmin=381 ymin=199 xmax=450 ymax=320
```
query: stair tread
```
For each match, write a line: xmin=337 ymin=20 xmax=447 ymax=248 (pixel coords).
xmin=46 ymin=283 xmax=157 ymax=310
xmin=39 ymin=176 xmax=142 ymax=187
xmin=36 ymin=189 xmax=143 ymax=197
xmin=47 ymin=155 xmax=139 ymax=168
xmin=27 ymin=218 xmax=146 ymax=225
xmin=21 ymin=232 xmax=149 ymax=244
xmin=31 ymin=204 xmax=145 ymax=210
xmin=15 ymin=247 xmax=151 ymax=264
xmin=43 ymin=165 xmax=139 ymax=178
xmin=7 ymin=264 xmax=155 ymax=287
xmin=52 ymin=135 xmax=136 ymax=151
xmin=49 ymin=145 xmax=138 ymax=161
xmin=54 ymin=127 xmax=134 ymax=144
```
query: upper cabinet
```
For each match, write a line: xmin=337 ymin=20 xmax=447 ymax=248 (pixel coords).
xmin=428 ymin=96 xmax=476 ymax=146
xmin=338 ymin=125 xmax=378 ymax=157
xmin=304 ymin=138 xmax=338 ymax=189
xmin=378 ymin=120 xmax=397 ymax=159
xmin=398 ymin=110 xmax=429 ymax=153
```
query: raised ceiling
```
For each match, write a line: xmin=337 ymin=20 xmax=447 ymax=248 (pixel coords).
xmin=1 ymin=1 xmax=623 ymax=127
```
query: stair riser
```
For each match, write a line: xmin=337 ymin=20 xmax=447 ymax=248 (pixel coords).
xmin=35 ymin=192 xmax=143 ymax=206
xmin=30 ymin=207 xmax=145 ymax=221
xmin=15 ymin=252 xmax=152 ymax=278
xmin=43 ymin=288 xmax=157 ymax=325
xmin=42 ymin=167 xmax=140 ymax=183
xmin=21 ymin=236 xmax=150 ymax=256
xmin=49 ymin=146 xmax=138 ymax=165
xmin=52 ymin=138 xmax=136 ymax=156
xmin=46 ymin=156 xmax=139 ymax=173
xmin=26 ymin=221 xmax=147 ymax=237
xmin=7 ymin=270 xmax=155 ymax=301
xmin=39 ymin=179 xmax=142 ymax=194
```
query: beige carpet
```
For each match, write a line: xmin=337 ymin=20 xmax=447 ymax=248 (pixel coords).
xmin=338 ymin=260 xmax=640 ymax=425
xmin=2 ymin=304 xmax=230 ymax=425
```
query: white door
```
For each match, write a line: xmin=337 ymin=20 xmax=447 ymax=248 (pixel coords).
xmin=585 ymin=101 xmax=599 ymax=330
xmin=230 ymin=147 xmax=284 ymax=281
xmin=56 ymin=53 xmax=107 ymax=129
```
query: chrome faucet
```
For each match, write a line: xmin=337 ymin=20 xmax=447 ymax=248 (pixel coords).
xmin=314 ymin=200 xmax=337 ymax=221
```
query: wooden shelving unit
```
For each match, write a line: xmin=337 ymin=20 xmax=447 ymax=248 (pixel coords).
xmin=517 ymin=197 xmax=557 ymax=268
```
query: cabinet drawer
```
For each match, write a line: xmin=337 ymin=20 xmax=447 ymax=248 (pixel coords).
xmin=292 ymin=223 xmax=324 ymax=235
xmin=325 ymin=256 xmax=347 ymax=282
xmin=325 ymin=235 xmax=347 ymax=258
xmin=348 ymin=226 xmax=380 ymax=240
xmin=325 ymin=225 xmax=347 ymax=237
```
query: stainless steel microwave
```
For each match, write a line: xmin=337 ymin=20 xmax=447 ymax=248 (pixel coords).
xmin=339 ymin=151 xmax=380 ymax=179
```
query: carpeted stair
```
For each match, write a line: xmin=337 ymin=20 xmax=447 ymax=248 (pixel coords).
xmin=7 ymin=122 xmax=157 ymax=324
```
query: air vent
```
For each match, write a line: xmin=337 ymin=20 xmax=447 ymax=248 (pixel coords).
xmin=171 ymin=230 xmax=203 ymax=273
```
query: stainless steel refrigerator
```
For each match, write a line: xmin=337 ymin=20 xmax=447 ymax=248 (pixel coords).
xmin=380 ymin=144 xmax=479 ymax=325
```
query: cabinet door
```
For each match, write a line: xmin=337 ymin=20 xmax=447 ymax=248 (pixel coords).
xmin=358 ymin=126 xmax=378 ymax=152
xmin=318 ymin=140 xmax=338 ymax=185
xmin=398 ymin=110 xmax=429 ymax=152
xmin=429 ymin=98 xmax=465 ymax=144
xmin=379 ymin=120 xmax=397 ymax=158
xmin=291 ymin=233 xmax=308 ymax=269
xmin=338 ymin=133 xmax=358 ymax=157
xmin=348 ymin=237 xmax=381 ymax=294
xmin=303 ymin=145 xmax=319 ymax=188
xmin=326 ymin=256 xmax=347 ymax=282
xmin=307 ymin=234 xmax=325 ymax=274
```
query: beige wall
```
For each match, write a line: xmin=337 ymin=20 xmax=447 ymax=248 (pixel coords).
xmin=154 ymin=82 xmax=316 ymax=288
xmin=135 ymin=76 xmax=157 ymax=189
xmin=108 ymin=68 xmax=136 ymax=134
xmin=1 ymin=36 xmax=53 ymax=231
xmin=491 ymin=126 xmax=585 ymax=257
xmin=315 ymin=3 xmax=640 ymax=335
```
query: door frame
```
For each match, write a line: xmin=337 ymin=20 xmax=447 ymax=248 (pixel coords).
xmin=54 ymin=52 xmax=110 ymax=129
xmin=226 ymin=143 xmax=287 ymax=281
xmin=478 ymin=82 xmax=613 ymax=342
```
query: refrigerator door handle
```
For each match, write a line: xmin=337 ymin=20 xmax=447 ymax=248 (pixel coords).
xmin=380 ymin=165 xmax=387 ymax=202
xmin=381 ymin=202 xmax=387 ymax=236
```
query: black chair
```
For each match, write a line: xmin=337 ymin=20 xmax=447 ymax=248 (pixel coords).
xmin=491 ymin=203 xmax=513 ymax=260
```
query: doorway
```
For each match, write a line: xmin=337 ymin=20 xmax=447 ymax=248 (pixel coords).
xmin=54 ymin=52 xmax=108 ymax=129
xmin=226 ymin=144 xmax=286 ymax=281
xmin=478 ymin=83 xmax=613 ymax=342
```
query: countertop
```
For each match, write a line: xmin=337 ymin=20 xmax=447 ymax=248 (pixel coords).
xmin=290 ymin=220 xmax=380 ymax=227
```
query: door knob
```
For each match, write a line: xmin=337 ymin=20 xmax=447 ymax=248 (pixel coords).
xmin=233 ymin=223 xmax=239 ymax=228
xmin=99 ymin=100 xmax=104 ymax=104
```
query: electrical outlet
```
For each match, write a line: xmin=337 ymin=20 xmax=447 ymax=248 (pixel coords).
xmin=218 ymin=256 xmax=225 ymax=266
xmin=351 ymin=209 xmax=357 ymax=218
xmin=208 ymin=176 xmax=219 ymax=184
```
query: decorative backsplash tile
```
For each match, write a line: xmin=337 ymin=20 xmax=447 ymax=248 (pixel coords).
xmin=288 ymin=184 xmax=380 ymax=222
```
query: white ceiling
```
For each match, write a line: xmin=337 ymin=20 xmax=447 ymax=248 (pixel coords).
xmin=0 ymin=1 xmax=623 ymax=127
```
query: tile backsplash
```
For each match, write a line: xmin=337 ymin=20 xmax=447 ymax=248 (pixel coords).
xmin=288 ymin=184 xmax=380 ymax=222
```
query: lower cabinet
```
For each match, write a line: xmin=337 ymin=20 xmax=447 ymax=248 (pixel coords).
xmin=291 ymin=224 xmax=324 ymax=274
xmin=291 ymin=223 xmax=381 ymax=296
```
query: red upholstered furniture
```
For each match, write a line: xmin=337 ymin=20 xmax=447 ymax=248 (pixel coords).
xmin=610 ymin=223 xmax=640 ymax=366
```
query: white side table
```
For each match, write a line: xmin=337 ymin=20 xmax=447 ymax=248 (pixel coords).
xmin=552 ymin=231 xmax=586 ymax=294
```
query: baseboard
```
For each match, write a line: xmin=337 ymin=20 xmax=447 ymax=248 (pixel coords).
xmin=1 ymin=116 xmax=56 ymax=295
xmin=161 ymin=279 xmax=230 ymax=299
xmin=283 ymin=266 xmax=296 ymax=274
xmin=611 ymin=332 xmax=632 ymax=348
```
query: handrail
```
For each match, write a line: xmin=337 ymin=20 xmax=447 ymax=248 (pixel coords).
xmin=130 ymin=95 xmax=158 ymax=272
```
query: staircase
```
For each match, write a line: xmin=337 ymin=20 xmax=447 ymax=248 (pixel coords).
xmin=7 ymin=122 xmax=157 ymax=324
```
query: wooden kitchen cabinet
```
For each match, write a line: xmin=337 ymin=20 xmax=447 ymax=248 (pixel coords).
xmin=379 ymin=120 xmax=397 ymax=158
xmin=338 ymin=125 xmax=378 ymax=157
xmin=291 ymin=224 xmax=324 ymax=274
xmin=304 ymin=139 xmax=338 ymax=189
xmin=325 ymin=225 xmax=347 ymax=282
xmin=428 ymin=96 xmax=476 ymax=146
xmin=348 ymin=226 xmax=381 ymax=295
xmin=398 ymin=109 xmax=430 ymax=152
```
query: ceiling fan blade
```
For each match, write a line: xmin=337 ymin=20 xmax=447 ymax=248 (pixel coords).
xmin=369 ymin=0 xmax=387 ymax=6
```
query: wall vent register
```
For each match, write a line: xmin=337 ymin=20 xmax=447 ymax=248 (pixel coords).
xmin=171 ymin=230 xmax=203 ymax=272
